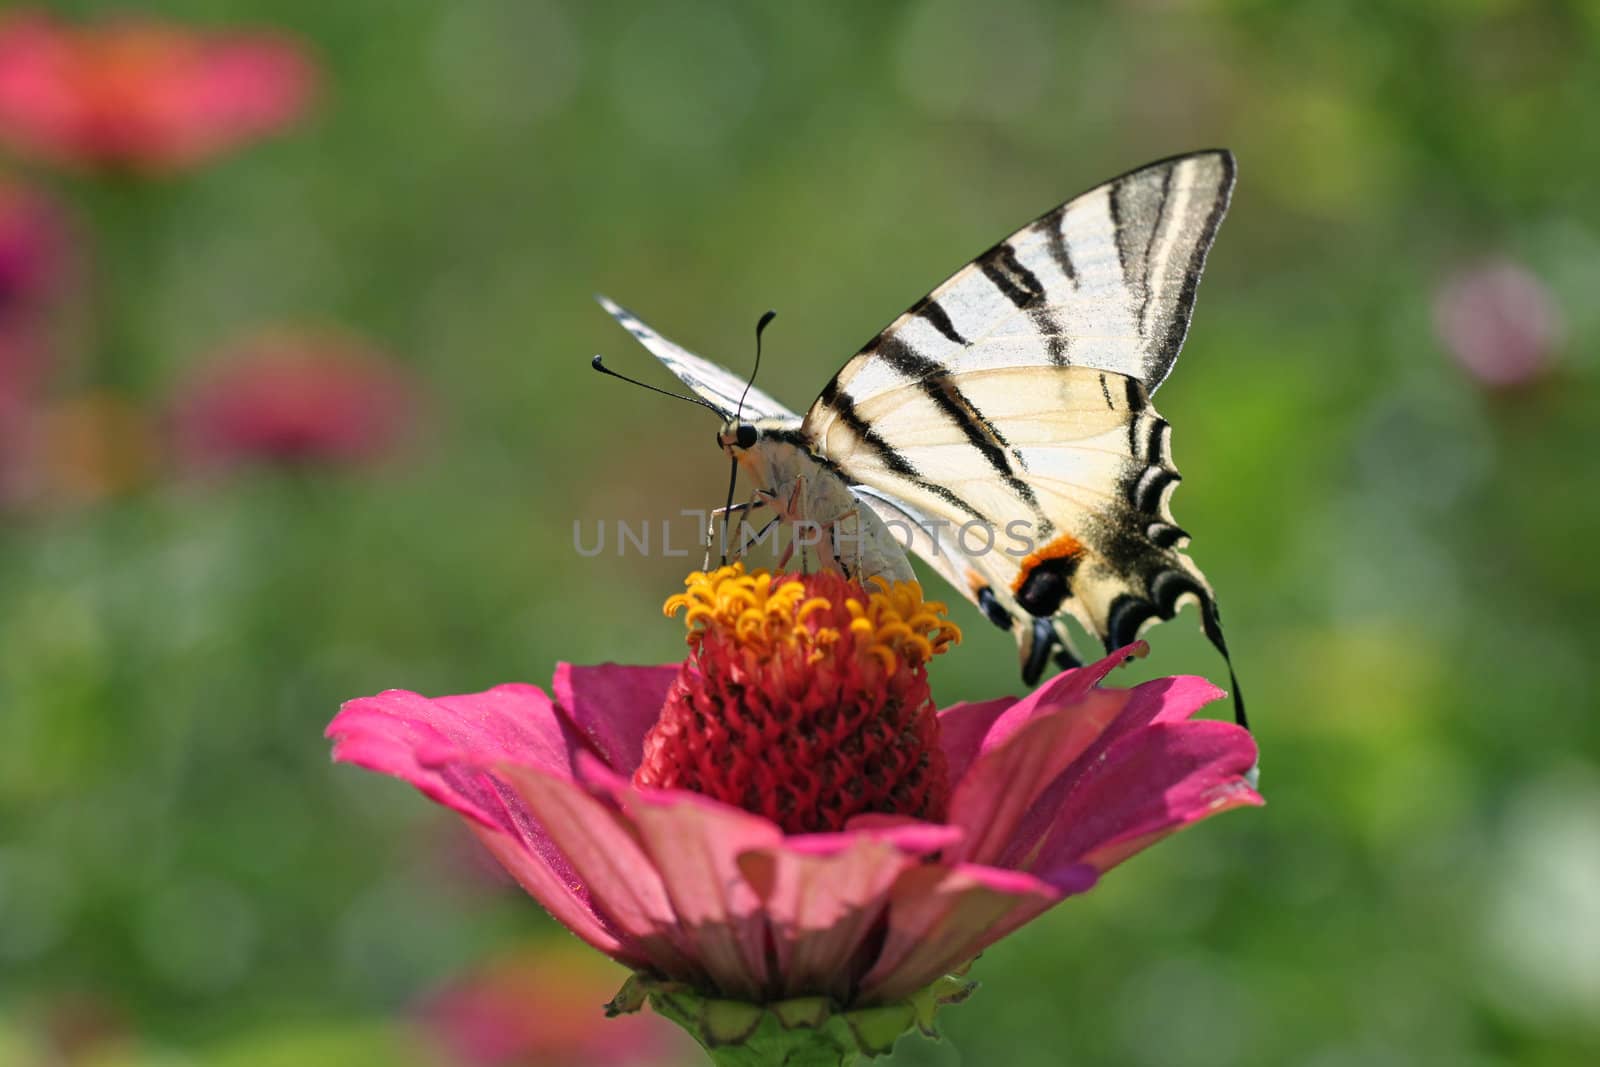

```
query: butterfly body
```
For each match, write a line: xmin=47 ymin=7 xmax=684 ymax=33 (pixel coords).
xmin=599 ymin=150 xmax=1244 ymax=719
xmin=721 ymin=417 xmax=917 ymax=584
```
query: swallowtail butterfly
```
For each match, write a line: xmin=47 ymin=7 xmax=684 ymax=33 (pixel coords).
xmin=598 ymin=150 xmax=1244 ymax=722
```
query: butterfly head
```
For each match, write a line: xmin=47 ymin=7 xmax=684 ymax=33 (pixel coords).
xmin=718 ymin=420 xmax=760 ymax=455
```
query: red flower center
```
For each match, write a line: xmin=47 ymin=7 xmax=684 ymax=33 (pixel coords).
xmin=634 ymin=565 xmax=962 ymax=834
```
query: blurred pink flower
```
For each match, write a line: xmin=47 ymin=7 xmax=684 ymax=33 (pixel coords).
xmin=0 ymin=10 xmax=316 ymax=174
xmin=0 ymin=175 xmax=69 ymax=316
xmin=418 ymin=942 xmax=687 ymax=1067
xmin=0 ymin=176 xmax=73 ymax=504
xmin=1433 ymin=259 xmax=1565 ymax=389
xmin=169 ymin=332 xmax=420 ymax=471
xmin=328 ymin=567 xmax=1260 ymax=1021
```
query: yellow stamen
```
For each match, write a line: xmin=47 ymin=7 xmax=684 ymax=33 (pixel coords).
xmin=663 ymin=563 xmax=962 ymax=669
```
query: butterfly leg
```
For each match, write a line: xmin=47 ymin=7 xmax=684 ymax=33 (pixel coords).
xmin=728 ymin=515 xmax=780 ymax=565
xmin=705 ymin=498 xmax=762 ymax=569
xmin=775 ymin=475 xmax=817 ymax=574
xmin=825 ymin=507 xmax=864 ymax=579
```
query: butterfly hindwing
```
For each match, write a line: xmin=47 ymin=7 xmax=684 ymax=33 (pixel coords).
xmin=852 ymin=483 xmax=1084 ymax=683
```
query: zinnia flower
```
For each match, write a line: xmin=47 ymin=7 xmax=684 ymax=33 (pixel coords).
xmin=0 ymin=177 xmax=73 ymax=505
xmin=0 ymin=177 xmax=70 ymax=408
xmin=416 ymin=940 xmax=689 ymax=1067
xmin=0 ymin=10 xmax=315 ymax=174
xmin=167 ymin=330 xmax=419 ymax=472
xmin=0 ymin=175 xmax=69 ymax=317
xmin=1433 ymin=258 xmax=1565 ymax=390
xmin=328 ymin=566 xmax=1260 ymax=1062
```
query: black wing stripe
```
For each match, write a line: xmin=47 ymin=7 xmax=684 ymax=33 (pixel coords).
xmin=1134 ymin=166 xmax=1174 ymax=330
xmin=1146 ymin=521 xmax=1189 ymax=549
xmin=977 ymin=242 xmax=1047 ymax=309
xmin=817 ymin=379 xmax=919 ymax=478
xmin=1146 ymin=418 xmax=1172 ymax=464
xmin=912 ymin=297 xmax=967 ymax=346
xmin=873 ymin=338 xmax=1047 ymax=520
xmin=1105 ymin=594 xmax=1158 ymax=651
xmin=1161 ymin=152 xmax=1235 ymax=361
xmin=1123 ymin=377 xmax=1147 ymax=455
xmin=1043 ymin=205 xmax=1079 ymax=285
xmin=816 ymin=378 xmax=990 ymax=526
xmin=1133 ymin=467 xmax=1181 ymax=515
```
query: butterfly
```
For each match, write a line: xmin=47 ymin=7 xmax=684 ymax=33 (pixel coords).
xmin=597 ymin=150 xmax=1244 ymax=723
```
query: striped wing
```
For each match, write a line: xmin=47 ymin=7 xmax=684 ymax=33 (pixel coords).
xmin=597 ymin=295 xmax=796 ymax=420
xmin=853 ymin=484 xmax=1080 ymax=683
xmin=802 ymin=151 xmax=1242 ymax=709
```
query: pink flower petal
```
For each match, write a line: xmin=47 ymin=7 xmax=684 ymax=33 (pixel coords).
xmin=582 ymin=760 xmax=782 ymax=1001
xmin=935 ymin=694 xmax=1016 ymax=784
xmin=857 ymin=862 xmax=1084 ymax=1003
xmin=973 ymin=644 xmax=1144 ymax=757
xmin=467 ymin=824 xmax=636 ymax=966
xmin=990 ymin=674 xmax=1229 ymax=869
xmin=496 ymin=762 xmax=707 ymax=983
xmin=1030 ymin=720 xmax=1262 ymax=876
xmin=0 ymin=12 xmax=316 ymax=172
xmin=551 ymin=662 xmax=676 ymax=775
xmin=327 ymin=685 xmax=586 ymax=831
xmin=1433 ymin=259 xmax=1564 ymax=389
xmin=169 ymin=332 xmax=419 ymax=471
xmin=948 ymin=688 xmax=1132 ymax=865
xmin=326 ymin=685 xmax=630 ymax=961
xmin=840 ymin=815 xmax=965 ymax=854
xmin=736 ymin=823 xmax=962 ymax=1000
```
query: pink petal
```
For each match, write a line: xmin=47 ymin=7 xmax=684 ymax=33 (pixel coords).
xmin=736 ymin=823 xmax=962 ymax=1000
xmin=948 ymin=689 xmax=1132 ymax=865
xmin=990 ymin=674 xmax=1228 ymax=869
xmin=857 ymin=862 xmax=1085 ymax=1004
xmin=575 ymin=754 xmax=784 ymax=1000
xmin=467 ymin=824 xmax=636 ymax=966
xmin=935 ymin=695 xmax=1016 ymax=784
xmin=551 ymin=662 xmax=677 ymax=775
xmin=326 ymin=685 xmax=623 ymax=960
xmin=972 ymin=644 xmax=1144 ymax=757
xmin=840 ymin=815 xmax=966 ymax=854
xmin=496 ymin=762 xmax=708 ymax=984
xmin=326 ymin=685 xmax=587 ymax=833
xmin=1030 ymin=720 xmax=1262 ymax=876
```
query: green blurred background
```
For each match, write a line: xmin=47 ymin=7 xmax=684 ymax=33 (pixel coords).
xmin=2 ymin=1 xmax=1597 ymax=1064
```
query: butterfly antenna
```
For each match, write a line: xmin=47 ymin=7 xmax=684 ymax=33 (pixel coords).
xmin=734 ymin=309 xmax=777 ymax=424
xmin=720 ymin=310 xmax=776 ymax=562
xmin=591 ymin=355 xmax=724 ymax=416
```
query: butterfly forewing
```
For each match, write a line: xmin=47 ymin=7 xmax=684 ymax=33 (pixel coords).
xmin=596 ymin=295 xmax=795 ymax=420
xmin=813 ymin=151 xmax=1233 ymax=407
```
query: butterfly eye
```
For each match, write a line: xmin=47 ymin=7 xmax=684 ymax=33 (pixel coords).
xmin=735 ymin=424 xmax=758 ymax=449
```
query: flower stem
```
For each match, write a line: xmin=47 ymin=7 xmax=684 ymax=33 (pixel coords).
xmin=77 ymin=176 xmax=169 ymax=394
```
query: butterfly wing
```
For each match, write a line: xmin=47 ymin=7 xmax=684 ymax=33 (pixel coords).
xmin=596 ymin=295 xmax=796 ymax=420
xmin=802 ymin=151 xmax=1243 ymax=713
xmin=852 ymin=483 xmax=1082 ymax=683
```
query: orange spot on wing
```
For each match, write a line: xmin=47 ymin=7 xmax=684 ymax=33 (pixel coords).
xmin=1010 ymin=534 xmax=1085 ymax=593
